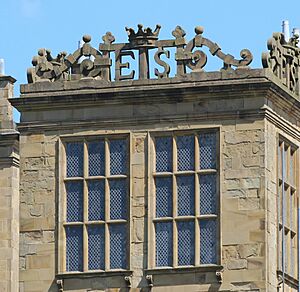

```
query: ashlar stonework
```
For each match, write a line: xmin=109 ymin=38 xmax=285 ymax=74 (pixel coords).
xmin=0 ymin=24 xmax=298 ymax=292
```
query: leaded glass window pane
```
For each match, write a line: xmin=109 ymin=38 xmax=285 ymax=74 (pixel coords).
xmin=156 ymin=137 xmax=172 ymax=172
xmin=110 ymin=140 xmax=127 ymax=175
xmin=66 ymin=226 xmax=83 ymax=271
xmin=88 ymin=141 xmax=105 ymax=176
xmin=155 ymin=177 xmax=172 ymax=218
xmin=177 ymin=221 xmax=195 ymax=266
xmin=110 ymin=224 xmax=127 ymax=269
xmin=199 ymin=132 xmax=216 ymax=169
xmin=199 ymin=174 xmax=217 ymax=215
xmin=88 ymin=225 xmax=105 ymax=270
xmin=200 ymin=220 xmax=217 ymax=264
xmin=110 ymin=179 xmax=127 ymax=220
xmin=155 ymin=222 xmax=173 ymax=267
xmin=66 ymin=142 xmax=83 ymax=177
xmin=66 ymin=181 xmax=83 ymax=222
xmin=177 ymin=175 xmax=195 ymax=216
xmin=88 ymin=180 xmax=105 ymax=221
xmin=177 ymin=135 xmax=194 ymax=171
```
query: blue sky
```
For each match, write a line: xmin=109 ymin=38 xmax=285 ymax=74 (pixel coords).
xmin=0 ymin=0 xmax=299 ymax=117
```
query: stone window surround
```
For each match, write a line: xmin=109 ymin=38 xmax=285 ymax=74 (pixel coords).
xmin=57 ymin=133 xmax=131 ymax=275
xmin=277 ymin=135 xmax=299 ymax=282
xmin=147 ymin=128 xmax=221 ymax=270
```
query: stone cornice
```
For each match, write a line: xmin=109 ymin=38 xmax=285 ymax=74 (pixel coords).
xmin=0 ymin=131 xmax=19 ymax=146
xmin=0 ymin=156 xmax=20 ymax=168
xmin=0 ymin=75 xmax=16 ymax=84
xmin=264 ymin=106 xmax=300 ymax=141
xmin=13 ymin=70 xmax=272 ymax=112
xmin=16 ymin=109 xmax=266 ymax=133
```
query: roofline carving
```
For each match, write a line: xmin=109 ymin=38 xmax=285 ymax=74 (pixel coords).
xmin=262 ymin=31 xmax=300 ymax=96
xmin=27 ymin=25 xmax=253 ymax=84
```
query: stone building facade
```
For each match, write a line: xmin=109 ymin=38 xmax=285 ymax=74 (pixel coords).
xmin=1 ymin=25 xmax=299 ymax=291
xmin=0 ymin=75 xmax=19 ymax=291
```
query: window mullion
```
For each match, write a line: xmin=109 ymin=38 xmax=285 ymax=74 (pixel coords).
xmin=83 ymin=141 xmax=88 ymax=272
xmin=172 ymin=136 xmax=177 ymax=267
xmin=151 ymin=137 xmax=156 ymax=269
xmin=194 ymin=135 xmax=200 ymax=266
xmin=105 ymin=138 xmax=110 ymax=270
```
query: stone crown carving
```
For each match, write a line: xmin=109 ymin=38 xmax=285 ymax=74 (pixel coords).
xmin=262 ymin=32 xmax=300 ymax=96
xmin=27 ymin=25 xmax=253 ymax=84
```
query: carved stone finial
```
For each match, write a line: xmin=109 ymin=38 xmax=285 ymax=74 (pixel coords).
xmin=172 ymin=26 xmax=186 ymax=39
xmin=195 ymin=26 xmax=204 ymax=35
xmin=102 ymin=32 xmax=115 ymax=44
xmin=83 ymin=35 xmax=91 ymax=43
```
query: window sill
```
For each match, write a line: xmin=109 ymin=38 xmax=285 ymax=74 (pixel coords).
xmin=56 ymin=269 xmax=133 ymax=279
xmin=145 ymin=265 xmax=223 ymax=275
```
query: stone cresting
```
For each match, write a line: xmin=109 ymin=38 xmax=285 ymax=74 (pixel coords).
xmin=262 ymin=31 xmax=300 ymax=96
xmin=27 ymin=24 xmax=253 ymax=83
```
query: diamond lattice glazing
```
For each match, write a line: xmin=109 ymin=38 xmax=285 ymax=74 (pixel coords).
xmin=199 ymin=132 xmax=216 ymax=169
xmin=88 ymin=225 xmax=105 ymax=270
xmin=155 ymin=177 xmax=172 ymax=218
xmin=66 ymin=181 xmax=83 ymax=222
xmin=88 ymin=141 xmax=105 ymax=176
xmin=155 ymin=222 xmax=173 ymax=267
xmin=110 ymin=224 xmax=127 ymax=269
xmin=177 ymin=135 xmax=194 ymax=171
xmin=66 ymin=142 xmax=83 ymax=177
xmin=110 ymin=140 xmax=127 ymax=175
xmin=177 ymin=175 xmax=195 ymax=216
xmin=88 ymin=180 xmax=105 ymax=221
xmin=110 ymin=179 xmax=127 ymax=220
xmin=66 ymin=226 xmax=83 ymax=271
xmin=155 ymin=137 xmax=172 ymax=172
xmin=199 ymin=174 xmax=216 ymax=215
xmin=200 ymin=220 xmax=217 ymax=264
xmin=177 ymin=221 xmax=195 ymax=266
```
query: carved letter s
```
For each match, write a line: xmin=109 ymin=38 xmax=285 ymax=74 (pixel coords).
xmin=154 ymin=48 xmax=171 ymax=79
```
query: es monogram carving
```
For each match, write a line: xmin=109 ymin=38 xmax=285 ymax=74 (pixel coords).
xmin=262 ymin=32 xmax=300 ymax=96
xmin=27 ymin=25 xmax=253 ymax=84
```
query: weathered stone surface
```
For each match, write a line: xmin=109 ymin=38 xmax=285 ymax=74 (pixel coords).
xmin=0 ymin=76 xmax=19 ymax=292
xmin=227 ymin=259 xmax=248 ymax=270
xmin=4 ymin=31 xmax=300 ymax=292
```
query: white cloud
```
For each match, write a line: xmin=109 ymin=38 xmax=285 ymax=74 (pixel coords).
xmin=20 ymin=0 xmax=41 ymax=18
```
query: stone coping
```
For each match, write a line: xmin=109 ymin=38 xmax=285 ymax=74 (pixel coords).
xmin=10 ymin=68 xmax=300 ymax=114
xmin=20 ymin=69 xmax=266 ymax=95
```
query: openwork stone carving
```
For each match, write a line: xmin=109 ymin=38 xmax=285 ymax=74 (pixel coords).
xmin=27 ymin=25 xmax=253 ymax=83
xmin=262 ymin=32 xmax=300 ymax=96
xmin=56 ymin=279 xmax=64 ymax=292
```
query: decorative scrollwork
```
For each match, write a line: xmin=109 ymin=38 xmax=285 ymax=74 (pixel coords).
xmin=146 ymin=274 xmax=154 ymax=288
xmin=124 ymin=275 xmax=132 ymax=288
xmin=27 ymin=24 xmax=253 ymax=84
xmin=56 ymin=279 xmax=63 ymax=292
xmin=262 ymin=32 xmax=300 ymax=96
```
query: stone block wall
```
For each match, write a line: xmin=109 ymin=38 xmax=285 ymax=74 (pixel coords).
xmin=220 ymin=122 xmax=266 ymax=292
xmin=18 ymin=102 xmax=268 ymax=291
xmin=14 ymin=74 xmax=299 ymax=292
xmin=0 ymin=76 xmax=19 ymax=292
xmin=19 ymin=133 xmax=56 ymax=292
